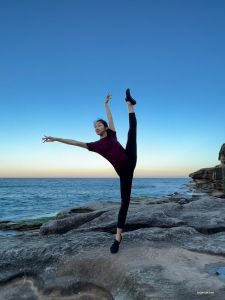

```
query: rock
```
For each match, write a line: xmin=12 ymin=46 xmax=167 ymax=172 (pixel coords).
xmin=0 ymin=220 xmax=10 ymax=225
xmin=214 ymin=271 xmax=220 ymax=275
xmin=56 ymin=200 xmax=118 ymax=219
xmin=189 ymin=167 xmax=225 ymax=197
xmin=189 ymin=168 xmax=215 ymax=180
xmin=212 ymin=191 xmax=224 ymax=198
xmin=178 ymin=199 xmax=188 ymax=204
xmin=1 ymin=226 xmax=225 ymax=299
xmin=188 ymin=144 xmax=225 ymax=197
xmin=40 ymin=201 xmax=186 ymax=235
xmin=40 ymin=210 xmax=105 ymax=235
xmin=219 ymin=143 xmax=225 ymax=164
xmin=1 ymin=196 xmax=225 ymax=299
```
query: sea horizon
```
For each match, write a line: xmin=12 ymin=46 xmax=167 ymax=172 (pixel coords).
xmin=0 ymin=176 xmax=190 ymax=179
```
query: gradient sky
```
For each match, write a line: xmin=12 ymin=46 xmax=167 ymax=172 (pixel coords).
xmin=0 ymin=0 xmax=224 ymax=178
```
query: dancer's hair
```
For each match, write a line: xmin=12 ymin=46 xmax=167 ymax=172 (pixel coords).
xmin=94 ymin=119 xmax=108 ymax=129
xmin=93 ymin=119 xmax=114 ymax=138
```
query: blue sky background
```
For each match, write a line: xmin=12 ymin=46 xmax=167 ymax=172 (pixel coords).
xmin=0 ymin=0 xmax=224 ymax=178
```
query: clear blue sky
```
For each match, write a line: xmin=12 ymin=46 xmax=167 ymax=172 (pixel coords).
xmin=0 ymin=0 xmax=224 ymax=177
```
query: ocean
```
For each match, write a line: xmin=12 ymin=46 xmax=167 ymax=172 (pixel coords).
xmin=0 ymin=178 xmax=190 ymax=221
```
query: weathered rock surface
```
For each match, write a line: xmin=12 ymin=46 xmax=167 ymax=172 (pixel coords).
xmin=189 ymin=167 xmax=215 ymax=181
xmin=1 ymin=196 xmax=225 ymax=299
xmin=40 ymin=210 xmax=105 ymax=235
xmin=189 ymin=166 xmax=225 ymax=197
xmin=189 ymin=143 xmax=225 ymax=197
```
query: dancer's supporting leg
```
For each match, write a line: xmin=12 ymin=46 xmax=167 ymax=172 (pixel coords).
xmin=116 ymin=101 xmax=137 ymax=242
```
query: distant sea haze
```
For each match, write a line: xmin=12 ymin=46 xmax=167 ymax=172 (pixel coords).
xmin=0 ymin=178 xmax=190 ymax=221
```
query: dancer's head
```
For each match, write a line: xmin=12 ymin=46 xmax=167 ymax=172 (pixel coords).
xmin=94 ymin=119 xmax=109 ymax=136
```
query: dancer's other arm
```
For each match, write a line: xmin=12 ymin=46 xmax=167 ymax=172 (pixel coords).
xmin=42 ymin=136 xmax=88 ymax=149
xmin=104 ymin=93 xmax=115 ymax=132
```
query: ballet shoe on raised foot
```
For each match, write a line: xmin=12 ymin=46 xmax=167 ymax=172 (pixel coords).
xmin=125 ymin=88 xmax=136 ymax=105
xmin=110 ymin=235 xmax=122 ymax=254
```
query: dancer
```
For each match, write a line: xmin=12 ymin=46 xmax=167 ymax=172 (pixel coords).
xmin=42 ymin=89 xmax=137 ymax=254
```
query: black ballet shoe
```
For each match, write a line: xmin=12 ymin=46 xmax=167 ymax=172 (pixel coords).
xmin=110 ymin=235 xmax=122 ymax=254
xmin=125 ymin=88 xmax=136 ymax=105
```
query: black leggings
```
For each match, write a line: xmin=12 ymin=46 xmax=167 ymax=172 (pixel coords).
xmin=116 ymin=112 xmax=137 ymax=229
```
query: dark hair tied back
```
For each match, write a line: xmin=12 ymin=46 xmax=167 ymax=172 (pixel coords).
xmin=94 ymin=119 xmax=108 ymax=128
xmin=94 ymin=119 xmax=110 ymax=137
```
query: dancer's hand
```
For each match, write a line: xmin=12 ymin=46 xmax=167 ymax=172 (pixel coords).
xmin=42 ymin=135 xmax=56 ymax=143
xmin=104 ymin=92 xmax=112 ymax=105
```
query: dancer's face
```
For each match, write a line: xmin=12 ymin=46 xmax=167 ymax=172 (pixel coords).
xmin=94 ymin=121 xmax=107 ymax=135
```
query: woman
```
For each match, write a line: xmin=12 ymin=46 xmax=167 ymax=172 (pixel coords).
xmin=42 ymin=89 xmax=137 ymax=254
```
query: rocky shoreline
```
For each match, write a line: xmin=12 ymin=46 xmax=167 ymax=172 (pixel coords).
xmin=0 ymin=193 xmax=199 ymax=238
xmin=0 ymin=183 xmax=193 ymax=238
xmin=188 ymin=144 xmax=225 ymax=198
xmin=1 ymin=182 xmax=225 ymax=299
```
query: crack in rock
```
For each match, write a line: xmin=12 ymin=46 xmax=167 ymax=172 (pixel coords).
xmin=194 ymin=226 xmax=225 ymax=235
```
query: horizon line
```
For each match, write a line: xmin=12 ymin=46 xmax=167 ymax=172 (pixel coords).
xmin=0 ymin=176 xmax=190 ymax=179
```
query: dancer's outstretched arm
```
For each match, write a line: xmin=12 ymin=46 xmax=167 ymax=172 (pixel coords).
xmin=42 ymin=136 xmax=88 ymax=149
xmin=104 ymin=93 xmax=115 ymax=131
